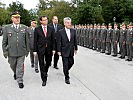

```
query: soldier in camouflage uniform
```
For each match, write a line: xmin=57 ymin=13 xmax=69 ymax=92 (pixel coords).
xmin=2 ymin=11 xmax=29 ymax=89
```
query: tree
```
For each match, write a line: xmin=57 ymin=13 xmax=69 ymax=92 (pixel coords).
xmin=7 ymin=1 xmax=33 ymax=26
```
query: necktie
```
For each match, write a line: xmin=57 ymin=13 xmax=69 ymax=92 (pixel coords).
xmin=54 ymin=24 xmax=57 ymax=32
xmin=43 ymin=26 xmax=47 ymax=37
xmin=43 ymin=26 xmax=48 ymax=47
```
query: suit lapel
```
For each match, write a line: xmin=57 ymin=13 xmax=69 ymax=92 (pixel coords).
xmin=70 ymin=29 xmax=73 ymax=42
xmin=63 ymin=28 xmax=70 ymax=42
xmin=39 ymin=26 xmax=45 ymax=37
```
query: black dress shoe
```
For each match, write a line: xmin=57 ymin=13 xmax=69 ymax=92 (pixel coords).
xmin=65 ymin=79 xmax=70 ymax=84
xmin=14 ymin=74 xmax=16 ymax=80
xmin=119 ymin=56 xmax=125 ymax=59
xmin=42 ymin=81 xmax=46 ymax=86
xmin=126 ymin=59 xmax=132 ymax=61
xmin=106 ymin=53 xmax=111 ymax=55
xmin=112 ymin=55 xmax=117 ymax=57
xmin=35 ymin=69 xmax=39 ymax=73
xmin=54 ymin=66 xmax=59 ymax=69
xmin=31 ymin=65 xmax=34 ymax=68
xmin=19 ymin=83 xmax=24 ymax=89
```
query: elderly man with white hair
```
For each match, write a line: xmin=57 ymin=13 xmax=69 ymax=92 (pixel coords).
xmin=57 ymin=17 xmax=78 ymax=84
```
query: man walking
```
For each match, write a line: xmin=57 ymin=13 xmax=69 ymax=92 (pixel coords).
xmin=49 ymin=16 xmax=62 ymax=69
xmin=28 ymin=20 xmax=39 ymax=73
xmin=57 ymin=17 xmax=78 ymax=84
xmin=2 ymin=11 xmax=29 ymax=89
xmin=33 ymin=16 xmax=55 ymax=86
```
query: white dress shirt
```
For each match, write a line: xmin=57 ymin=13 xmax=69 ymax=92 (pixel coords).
xmin=65 ymin=27 xmax=71 ymax=41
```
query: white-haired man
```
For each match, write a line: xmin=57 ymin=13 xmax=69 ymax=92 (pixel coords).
xmin=57 ymin=17 xmax=78 ymax=84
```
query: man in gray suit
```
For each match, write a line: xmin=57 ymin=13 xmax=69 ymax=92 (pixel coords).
xmin=2 ymin=11 xmax=29 ymax=89
xmin=28 ymin=20 xmax=39 ymax=73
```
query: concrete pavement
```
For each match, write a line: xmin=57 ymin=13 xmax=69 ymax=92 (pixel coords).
xmin=0 ymin=36 xmax=133 ymax=100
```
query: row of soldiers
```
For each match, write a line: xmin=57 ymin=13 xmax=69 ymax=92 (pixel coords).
xmin=75 ymin=22 xmax=133 ymax=61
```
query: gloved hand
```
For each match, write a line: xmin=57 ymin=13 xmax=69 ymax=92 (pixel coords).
xmin=3 ymin=51 xmax=8 ymax=58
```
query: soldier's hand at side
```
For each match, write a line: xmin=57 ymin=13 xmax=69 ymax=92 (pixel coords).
xmin=33 ymin=52 xmax=37 ymax=56
xmin=3 ymin=51 xmax=8 ymax=59
xmin=74 ymin=50 xmax=77 ymax=55
xmin=58 ymin=52 xmax=61 ymax=56
xmin=52 ymin=50 xmax=56 ymax=55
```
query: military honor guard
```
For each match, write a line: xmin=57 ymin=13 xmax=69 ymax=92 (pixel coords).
xmin=112 ymin=23 xmax=120 ymax=57
xmin=106 ymin=23 xmax=113 ymax=55
xmin=126 ymin=23 xmax=133 ymax=61
xmin=119 ymin=23 xmax=127 ymax=59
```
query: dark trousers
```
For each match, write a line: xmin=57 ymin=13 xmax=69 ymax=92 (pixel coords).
xmin=106 ymin=42 xmax=111 ymax=54
xmin=126 ymin=43 xmax=133 ymax=59
xmin=38 ymin=48 xmax=52 ymax=82
xmin=101 ymin=41 xmax=106 ymax=52
xmin=120 ymin=42 xmax=126 ymax=57
xmin=112 ymin=42 xmax=118 ymax=55
xmin=53 ymin=52 xmax=59 ymax=67
xmin=62 ymin=56 xmax=74 ymax=80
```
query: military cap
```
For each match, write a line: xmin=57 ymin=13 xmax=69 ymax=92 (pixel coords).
xmin=11 ymin=11 xmax=21 ymax=17
xmin=114 ymin=23 xmax=118 ymax=26
xmin=97 ymin=23 xmax=100 ymax=26
xmin=94 ymin=24 xmax=97 ymax=26
xmin=108 ymin=23 xmax=112 ymax=26
xmin=102 ymin=23 xmax=105 ymax=26
xmin=128 ymin=22 xmax=132 ymax=26
xmin=122 ymin=22 xmax=126 ymax=26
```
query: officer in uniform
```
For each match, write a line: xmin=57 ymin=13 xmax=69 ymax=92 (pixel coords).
xmin=2 ymin=11 xmax=29 ymax=89
xmin=28 ymin=20 xmax=39 ymax=73
xmin=119 ymin=23 xmax=127 ymax=59
xmin=106 ymin=23 xmax=113 ymax=55
xmin=126 ymin=23 xmax=133 ymax=61
xmin=100 ymin=23 xmax=107 ymax=53
xmin=112 ymin=23 xmax=120 ymax=57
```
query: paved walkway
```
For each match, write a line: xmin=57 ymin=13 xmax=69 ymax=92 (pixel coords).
xmin=0 ymin=37 xmax=133 ymax=100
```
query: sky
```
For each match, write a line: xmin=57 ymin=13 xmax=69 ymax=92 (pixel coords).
xmin=0 ymin=0 xmax=71 ymax=10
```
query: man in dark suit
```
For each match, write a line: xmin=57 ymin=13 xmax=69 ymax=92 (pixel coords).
xmin=49 ymin=16 xmax=62 ymax=69
xmin=33 ymin=16 xmax=55 ymax=86
xmin=57 ymin=17 xmax=78 ymax=84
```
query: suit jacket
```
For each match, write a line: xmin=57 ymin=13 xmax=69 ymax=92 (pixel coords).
xmin=49 ymin=23 xmax=62 ymax=40
xmin=33 ymin=25 xmax=55 ymax=55
xmin=57 ymin=28 xmax=78 ymax=57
